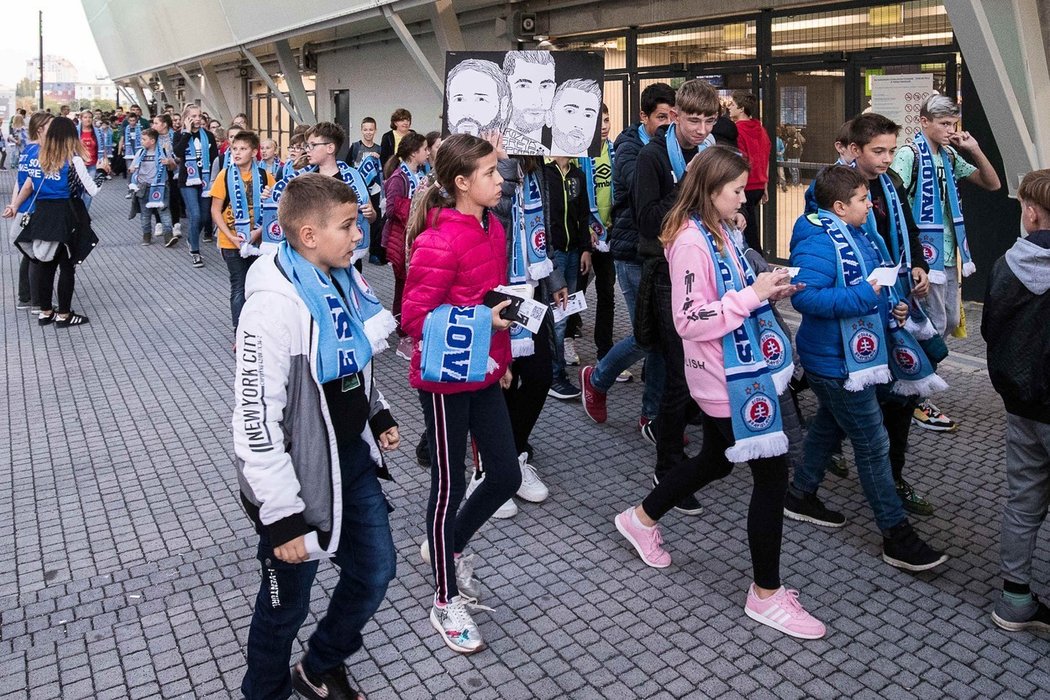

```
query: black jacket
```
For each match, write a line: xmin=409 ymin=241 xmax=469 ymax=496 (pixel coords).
xmin=712 ymin=116 xmax=738 ymax=149
xmin=172 ymin=129 xmax=219 ymax=187
xmin=609 ymin=123 xmax=646 ymax=263
xmin=633 ymin=124 xmax=700 ymax=258
xmin=982 ymin=230 xmax=1050 ymax=424
xmin=542 ymin=160 xmax=592 ymax=254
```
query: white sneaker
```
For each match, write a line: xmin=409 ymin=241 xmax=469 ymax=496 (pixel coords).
xmin=172 ymin=222 xmax=183 ymax=239
xmin=516 ymin=453 xmax=549 ymax=503
xmin=464 ymin=470 xmax=518 ymax=519
xmin=455 ymin=553 xmax=482 ymax=599
xmin=616 ymin=369 xmax=633 ymax=383
xmin=563 ymin=338 xmax=580 ymax=366
xmin=420 ymin=538 xmax=431 ymax=565
xmin=430 ymin=596 xmax=491 ymax=654
xmin=153 ymin=222 xmax=163 ymax=238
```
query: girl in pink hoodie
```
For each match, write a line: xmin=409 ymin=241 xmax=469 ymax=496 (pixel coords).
xmin=613 ymin=146 xmax=825 ymax=640
xmin=400 ymin=134 xmax=519 ymax=655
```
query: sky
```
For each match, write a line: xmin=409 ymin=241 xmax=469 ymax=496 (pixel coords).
xmin=0 ymin=0 xmax=109 ymax=87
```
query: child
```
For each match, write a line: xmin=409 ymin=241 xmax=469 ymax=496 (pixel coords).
xmin=129 ymin=128 xmax=175 ymax=246
xmin=233 ymin=173 xmax=399 ymax=700
xmin=787 ymin=165 xmax=948 ymax=572
xmin=260 ymin=138 xmax=282 ymax=178
xmin=174 ymin=104 xmax=219 ymax=255
xmin=349 ymin=117 xmax=381 ymax=167
xmin=543 ymin=154 xmax=592 ymax=399
xmin=983 ymin=168 xmax=1050 ymax=633
xmin=613 ymin=146 xmax=824 ymax=639
xmin=380 ymin=132 xmax=429 ymax=360
xmin=400 ymin=133 xmax=520 ymax=654
xmin=209 ymin=130 xmax=277 ymax=329
xmin=892 ymin=95 xmax=1001 ymax=430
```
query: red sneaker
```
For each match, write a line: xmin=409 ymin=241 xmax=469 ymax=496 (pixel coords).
xmin=580 ymin=366 xmax=607 ymax=423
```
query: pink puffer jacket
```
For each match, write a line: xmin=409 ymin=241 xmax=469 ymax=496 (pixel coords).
xmin=401 ymin=207 xmax=511 ymax=393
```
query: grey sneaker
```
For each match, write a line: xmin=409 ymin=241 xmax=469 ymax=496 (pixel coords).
xmin=430 ymin=596 xmax=491 ymax=654
xmin=992 ymin=594 xmax=1050 ymax=633
xmin=455 ymin=554 xmax=482 ymax=599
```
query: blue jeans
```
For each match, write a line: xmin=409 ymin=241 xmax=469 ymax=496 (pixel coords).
xmin=590 ymin=260 xmax=664 ymax=419
xmin=551 ymin=249 xmax=581 ymax=380
xmin=180 ymin=186 xmax=213 ymax=253
xmin=242 ymin=437 xmax=395 ymax=700
xmin=137 ymin=190 xmax=172 ymax=234
xmin=224 ymin=249 xmax=257 ymax=330
xmin=793 ymin=373 xmax=906 ymax=532
xmin=82 ymin=166 xmax=96 ymax=210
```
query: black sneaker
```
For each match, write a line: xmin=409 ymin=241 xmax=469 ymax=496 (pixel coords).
xmin=991 ymin=593 xmax=1050 ymax=633
xmin=291 ymin=661 xmax=360 ymax=700
xmin=784 ymin=490 xmax=846 ymax=528
xmin=827 ymin=452 xmax=849 ymax=478
xmin=881 ymin=520 xmax=948 ymax=572
xmin=652 ymin=474 xmax=703 ymax=516
xmin=415 ymin=434 xmax=430 ymax=467
xmin=190 ymin=253 xmax=205 ymax=268
xmin=548 ymin=376 xmax=581 ymax=400
xmin=640 ymin=417 xmax=657 ymax=446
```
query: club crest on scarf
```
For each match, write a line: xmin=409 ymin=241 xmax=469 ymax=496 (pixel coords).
xmin=850 ymin=324 xmax=880 ymax=363
xmin=892 ymin=345 xmax=922 ymax=376
xmin=742 ymin=389 xmax=777 ymax=433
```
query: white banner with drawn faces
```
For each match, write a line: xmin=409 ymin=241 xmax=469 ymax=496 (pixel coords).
xmin=442 ymin=51 xmax=606 ymax=158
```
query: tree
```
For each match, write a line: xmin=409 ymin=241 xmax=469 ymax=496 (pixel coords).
xmin=15 ymin=78 xmax=36 ymax=99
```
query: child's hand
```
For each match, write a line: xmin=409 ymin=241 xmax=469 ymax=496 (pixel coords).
xmin=273 ymin=535 xmax=309 ymax=564
xmin=378 ymin=426 xmax=400 ymax=451
xmin=249 ymin=227 xmax=262 ymax=244
xmin=552 ymin=287 xmax=569 ymax=310
xmin=500 ymin=367 xmax=513 ymax=389
xmin=360 ymin=201 xmax=376 ymax=222
xmin=261 ymin=185 xmax=273 ymax=200
xmin=911 ymin=268 xmax=929 ymax=298
xmin=752 ymin=269 xmax=793 ymax=301
xmin=2 ymin=205 xmax=14 ymax=219
xmin=891 ymin=302 xmax=909 ymax=324
xmin=580 ymin=251 xmax=592 ymax=275
xmin=491 ymin=300 xmax=513 ymax=330
xmin=868 ymin=280 xmax=883 ymax=295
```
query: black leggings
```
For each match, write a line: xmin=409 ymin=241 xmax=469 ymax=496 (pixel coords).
xmin=503 ymin=320 xmax=554 ymax=455
xmin=31 ymin=246 xmax=76 ymax=314
xmin=642 ymin=415 xmax=788 ymax=590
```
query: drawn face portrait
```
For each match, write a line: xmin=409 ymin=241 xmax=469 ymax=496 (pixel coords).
xmin=506 ymin=58 xmax=556 ymax=135
xmin=550 ymin=85 xmax=600 ymax=156
xmin=447 ymin=63 xmax=506 ymax=136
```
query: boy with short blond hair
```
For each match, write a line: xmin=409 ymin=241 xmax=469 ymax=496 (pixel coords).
xmin=234 ymin=172 xmax=399 ymax=699
xmin=983 ymin=168 xmax=1050 ymax=633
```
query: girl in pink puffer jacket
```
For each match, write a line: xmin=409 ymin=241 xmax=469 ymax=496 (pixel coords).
xmin=400 ymin=134 xmax=520 ymax=655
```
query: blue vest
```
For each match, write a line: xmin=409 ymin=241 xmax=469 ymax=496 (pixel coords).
xmin=37 ymin=162 xmax=72 ymax=201
xmin=17 ymin=143 xmax=42 ymax=213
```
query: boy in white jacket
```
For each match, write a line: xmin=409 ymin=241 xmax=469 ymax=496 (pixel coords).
xmin=233 ymin=173 xmax=400 ymax=700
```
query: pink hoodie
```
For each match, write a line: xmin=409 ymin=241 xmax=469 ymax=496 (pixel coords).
xmin=667 ymin=220 xmax=762 ymax=418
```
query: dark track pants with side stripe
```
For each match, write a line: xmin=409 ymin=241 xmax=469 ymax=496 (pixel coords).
xmin=419 ymin=383 xmax=521 ymax=605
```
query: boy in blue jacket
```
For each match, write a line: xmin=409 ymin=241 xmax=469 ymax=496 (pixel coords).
xmin=785 ymin=165 xmax=948 ymax=573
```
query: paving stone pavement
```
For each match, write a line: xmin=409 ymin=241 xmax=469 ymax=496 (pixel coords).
xmin=1 ymin=170 xmax=1047 ymax=700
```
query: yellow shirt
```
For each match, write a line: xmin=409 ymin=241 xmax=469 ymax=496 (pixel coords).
xmin=208 ymin=166 xmax=277 ymax=249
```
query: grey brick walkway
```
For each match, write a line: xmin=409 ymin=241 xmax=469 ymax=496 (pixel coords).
xmin=1 ymin=171 xmax=1047 ymax=699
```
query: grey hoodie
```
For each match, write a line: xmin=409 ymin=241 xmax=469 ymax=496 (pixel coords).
xmin=1006 ymin=233 xmax=1050 ymax=295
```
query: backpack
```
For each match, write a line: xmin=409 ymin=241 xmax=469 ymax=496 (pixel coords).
xmin=904 ymin=141 xmax=958 ymax=199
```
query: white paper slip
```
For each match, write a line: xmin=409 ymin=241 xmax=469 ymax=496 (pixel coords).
xmin=496 ymin=283 xmax=535 ymax=300
xmin=781 ymin=266 xmax=801 ymax=278
xmin=550 ymin=291 xmax=588 ymax=324
xmin=514 ymin=297 xmax=548 ymax=334
xmin=866 ymin=264 xmax=901 ymax=286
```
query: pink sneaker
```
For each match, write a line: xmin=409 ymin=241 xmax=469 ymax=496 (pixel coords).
xmin=614 ymin=508 xmax=671 ymax=568
xmin=744 ymin=584 xmax=826 ymax=639
xmin=396 ymin=335 xmax=414 ymax=361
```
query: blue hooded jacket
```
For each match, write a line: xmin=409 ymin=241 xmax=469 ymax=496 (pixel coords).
xmin=789 ymin=212 xmax=891 ymax=380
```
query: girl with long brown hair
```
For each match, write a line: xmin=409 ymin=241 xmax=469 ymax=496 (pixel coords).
xmin=6 ymin=111 xmax=52 ymax=310
xmin=8 ymin=116 xmax=99 ymax=327
xmin=614 ymin=146 xmax=825 ymax=639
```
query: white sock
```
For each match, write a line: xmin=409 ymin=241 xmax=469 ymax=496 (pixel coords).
xmin=630 ymin=509 xmax=654 ymax=531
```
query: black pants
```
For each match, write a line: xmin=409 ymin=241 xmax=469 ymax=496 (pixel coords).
xmin=652 ymin=262 xmax=698 ymax=478
xmin=741 ymin=189 xmax=765 ymax=251
xmin=18 ymin=257 xmax=36 ymax=304
xmin=420 ymin=384 xmax=521 ymax=604
xmin=642 ymin=415 xmax=788 ymax=590
xmin=880 ymin=393 xmax=916 ymax=483
xmin=504 ymin=320 xmax=554 ymax=455
xmin=590 ymin=250 xmax=616 ymax=359
xmin=31 ymin=246 xmax=75 ymax=314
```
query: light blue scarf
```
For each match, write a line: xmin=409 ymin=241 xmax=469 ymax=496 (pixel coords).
xmin=637 ymin=123 xmax=651 ymax=146
xmin=399 ymin=161 xmax=421 ymax=200
xmin=665 ymin=124 xmax=712 ymax=183
xmin=817 ymin=210 xmax=895 ymax=391
xmin=911 ymin=131 xmax=974 ymax=284
xmin=185 ymin=129 xmax=211 ymax=188
xmin=508 ymin=168 xmax=553 ymax=357
xmin=578 ymin=140 xmax=615 ymax=252
xmin=358 ymin=155 xmax=383 ymax=195
xmin=227 ymin=163 xmax=262 ymax=245
xmin=420 ymin=305 xmax=494 ymax=383
xmin=277 ymin=242 xmax=395 ymax=383
xmin=132 ymin=142 xmax=169 ymax=208
xmin=694 ymin=217 xmax=791 ymax=461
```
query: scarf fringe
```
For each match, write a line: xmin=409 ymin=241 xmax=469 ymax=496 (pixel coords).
xmin=725 ymin=432 xmax=789 ymax=463
xmin=595 ymin=240 xmax=610 ymax=253
xmin=962 ymin=261 xmax=976 ymax=277
xmin=891 ymin=373 xmax=949 ymax=398
xmin=363 ymin=309 xmax=398 ymax=353
xmin=528 ymin=258 xmax=554 ymax=280
xmin=511 ymin=337 xmax=535 ymax=358
xmin=928 ymin=269 xmax=948 ymax=285
xmin=844 ymin=366 xmax=894 ymax=392
xmin=772 ymin=363 xmax=794 ymax=396
xmin=904 ymin=316 xmax=937 ymax=340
